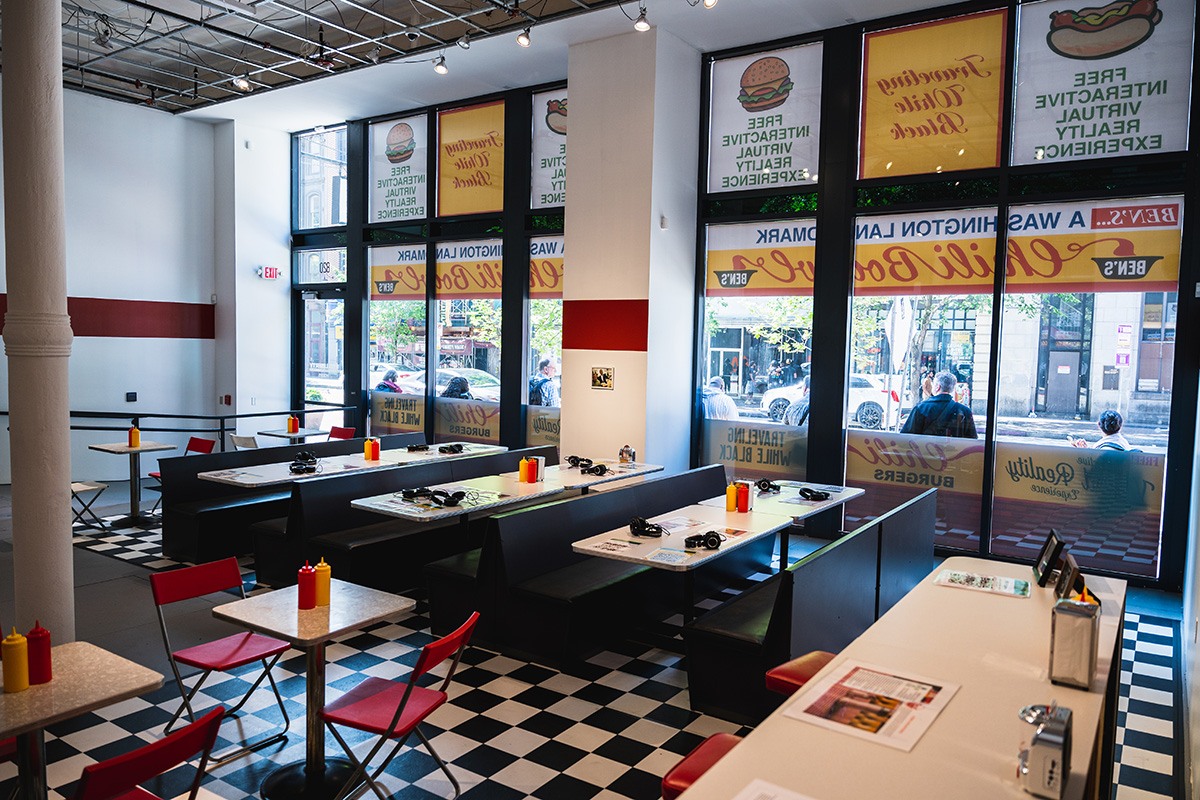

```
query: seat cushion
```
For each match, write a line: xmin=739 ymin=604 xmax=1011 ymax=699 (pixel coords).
xmin=513 ymin=560 xmax=648 ymax=603
xmin=765 ymin=650 xmax=836 ymax=695
xmin=250 ymin=517 xmax=289 ymax=539
xmin=424 ymin=548 xmax=482 ymax=580
xmin=661 ymin=733 xmax=741 ymax=800
xmin=686 ymin=582 xmax=780 ymax=646
xmin=322 ymin=677 xmax=445 ymax=737
xmin=173 ymin=632 xmax=289 ymax=671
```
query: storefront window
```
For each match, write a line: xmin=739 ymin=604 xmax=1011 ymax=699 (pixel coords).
xmin=295 ymin=127 xmax=347 ymax=230
xmin=991 ymin=196 xmax=1183 ymax=579
xmin=367 ymin=244 xmax=428 ymax=435
xmin=845 ymin=208 xmax=997 ymax=550
xmin=302 ymin=294 xmax=345 ymax=428
xmin=527 ymin=235 xmax=563 ymax=447
xmin=700 ymin=220 xmax=814 ymax=481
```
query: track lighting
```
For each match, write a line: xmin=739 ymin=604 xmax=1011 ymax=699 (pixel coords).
xmin=232 ymin=72 xmax=251 ymax=91
xmin=367 ymin=44 xmax=382 ymax=63
xmin=633 ymin=6 xmax=650 ymax=31
xmin=433 ymin=55 xmax=448 ymax=74
xmin=192 ymin=67 xmax=199 ymax=98
xmin=516 ymin=27 xmax=531 ymax=47
xmin=457 ymin=33 xmax=471 ymax=50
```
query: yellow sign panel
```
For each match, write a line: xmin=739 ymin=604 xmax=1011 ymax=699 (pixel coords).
xmin=437 ymin=101 xmax=505 ymax=217
xmin=702 ymin=420 xmax=808 ymax=480
xmin=370 ymin=393 xmax=424 ymax=434
xmin=846 ymin=431 xmax=986 ymax=494
xmin=434 ymin=397 xmax=499 ymax=444
xmin=993 ymin=442 xmax=1164 ymax=511
xmin=860 ymin=10 xmax=1007 ymax=179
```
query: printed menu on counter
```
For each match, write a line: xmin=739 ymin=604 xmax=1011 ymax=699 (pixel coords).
xmin=786 ymin=660 xmax=959 ymax=752
xmin=935 ymin=569 xmax=1031 ymax=597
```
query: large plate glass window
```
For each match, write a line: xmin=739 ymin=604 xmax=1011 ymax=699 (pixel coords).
xmin=528 ymin=235 xmax=564 ymax=447
xmin=294 ymin=247 xmax=347 ymax=284
xmin=1011 ymin=0 xmax=1195 ymax=165
xmin=700 ymin=219 xmax=815 ymax=481
xmin=295 ymin=126 xmax=347 ymax=230
xmin=367 ymin=244 xmax=428 ymax=435
xmin=302 ymin=291 xmax=345 ymax=428
xmin=368 ymin=114 xmax=429 ymax=222
xmin=992 ymin=196 xmax=1183 ymax=578
xmin=845 ymin=208 xmax=998 ymax=550
xmin=707 ymin=43 xmax=822 ymax=194
xmin=432 ymin=239 xmax=503 ymax=444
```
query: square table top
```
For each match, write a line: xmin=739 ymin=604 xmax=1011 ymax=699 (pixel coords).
xmin=212 ymin=579 xmax=415 ymax=647
xmin=351 ymin=473 xmax=565 ymax=522
xmin=0 ymin=641 xmax=163 ymax=739
xmin=258 ymin=428 xmax=326 ymax=439
xmin=88 ymin=441 xmax=177 ymax=455
xmin=501 ymin=460 xmax=664 ymax=490
xmin=572 ymin=501 xmax=796 ymax=572
xmin=698 ymin=481 xmax=865 ymax=522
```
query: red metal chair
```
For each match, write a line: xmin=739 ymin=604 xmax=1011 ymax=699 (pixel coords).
xmin=764 ymin=650 xmax=836 ymax=696
xmin=322 ymin=612 xmax=480 ymax=800
xmin=73 ymin=706 xmax=224 ymax=800
xmin=661 ymin=732 xmax=741 ymax=799
xmin=149 ymin=436 xmax=216 ymax=513
xmin=149 ymin=558 xmax=290 ymax=763
xmin=328 ymin=426 xmax=355 ymax=440
xmin=1 ymin=737 xmax=16 ymax=800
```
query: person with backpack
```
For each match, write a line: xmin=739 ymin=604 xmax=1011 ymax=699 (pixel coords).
xmin=528 ymin=358 xmax=560 ymax=407
xmin=1071 ymin=409 xmax=1132 ymax=450
xmin=900 ymin=371 xmax=977 ymax=438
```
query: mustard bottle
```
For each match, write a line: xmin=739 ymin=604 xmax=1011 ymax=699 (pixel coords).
xmin=725 ymin=482 xmax=738 ymax=512
xmin=2 ymin=628 xmax=29 ymax=693
xmin=129 ymin=425 xmax=141 ymax=448
xmin=315 ymin=558 xmax=332 ymax=606
xmin=518 ymin=457 xmax=531 ymax=483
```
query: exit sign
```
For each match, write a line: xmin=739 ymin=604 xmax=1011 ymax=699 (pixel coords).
xmin=258 ymin=265 xmax=281 ymax=280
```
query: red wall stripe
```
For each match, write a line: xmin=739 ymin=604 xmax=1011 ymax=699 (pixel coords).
xmin=563 ymin=299 xmax=648 ymax=352
xmin=0 ymin=295 xmax=215 ymax=339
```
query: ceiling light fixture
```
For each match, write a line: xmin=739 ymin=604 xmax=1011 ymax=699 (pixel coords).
xmin=634 ymin=5 xmax=651 ymax=31
xmin=367 ymin=44 xmax=382 ymax=64
xmin=704 ymin=0 xmax=718 ymax=7
xmin=192 ymin=67 xmax=199 ymax=98
xmin=457 ymin=33 xmax=471 ymax=49
xmin=516 ymin=27 xmax=532 ymax=47
xmin=433 ymin=55 xmax=448 ymax=74
xmin=92 ymin=15 xmax=113 ymax=48
xmin=232 ymin=72 xmax=251 ymax=91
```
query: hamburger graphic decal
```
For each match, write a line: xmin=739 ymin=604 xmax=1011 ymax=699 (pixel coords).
xmin=738 ymin=56 xmax=794 ymax=112
xmin=545 ymin=98 xmax=567 ymax=135
xmin=1046 ymin=0 xmax=1162 ymax=59
xmin=384 ymin=122 xmax=416 ymax=164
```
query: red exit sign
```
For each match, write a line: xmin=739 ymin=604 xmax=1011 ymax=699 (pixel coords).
xmin=258 ymin=265 xmax=281 ymax=280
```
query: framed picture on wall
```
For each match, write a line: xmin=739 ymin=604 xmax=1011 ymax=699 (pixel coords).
xmin=591 ymin=367 xmax=614 ymax=390
xmin=1033 ymin=530 xmax=1065 ymax=588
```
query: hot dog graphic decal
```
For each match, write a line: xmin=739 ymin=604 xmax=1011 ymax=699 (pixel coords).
xmin=1046 ymin=0 xmax=1163 ymax=59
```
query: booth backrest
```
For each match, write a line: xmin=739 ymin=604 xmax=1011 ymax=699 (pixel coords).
xmin=876 ymin=488 xmax=937 ymax=617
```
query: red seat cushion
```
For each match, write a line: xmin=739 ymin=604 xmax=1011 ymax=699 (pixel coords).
xmin=148 ymin=471 xmax=161 ymax=479
xmin=662 ymin=733 xmax=740 ymax=800
xmin=322 ymin=677 xmax=446 ymax=737
xmin=765 ymin=650 xmax=835 ymax=696
xmin=173 ymin=632 xmax=289 ymax=671
xmin=0 ymin=736 xmax=15 ymax=762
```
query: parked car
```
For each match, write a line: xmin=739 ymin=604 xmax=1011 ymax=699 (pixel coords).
xmin=397 ymin=367 xmax=502 ymax=402
xmin=760 ymin=373 xmax=901 ymax=429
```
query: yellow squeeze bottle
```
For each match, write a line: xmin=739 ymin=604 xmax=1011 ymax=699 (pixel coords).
xmin=518 ymin=457 xmax=531 ymax=483
xmin=129 ymin=426 xmax=141 ymax=448
xmin=725 ymin=483 xmax=738 ymax=512
xmin=315 ymin=558 xmax=332 ymax=606
xmin=2 ymin=628 xmax=29 ymax=693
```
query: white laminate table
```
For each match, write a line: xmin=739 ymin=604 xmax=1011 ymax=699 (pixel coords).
xmin=678 ymin=556 xmax=1127 ymax=800
xmin=502 ymin=460 xmax=664 ymax=491
xmin=87 ymin=441 xmax=177 ymax=527
xmin=0 ymin=642 xmax=163 ymax=800
xmin=351 ymin=473 xmax=565 ymax=522
xmin=257 ymin=427 xmax=327 ymax=445
xmin=212 ymin=579 xmax=416 ymax=800
xmin=197 ymin=442 xmax=506 ymax=488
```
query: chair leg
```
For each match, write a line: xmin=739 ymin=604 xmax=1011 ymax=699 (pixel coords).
xmin=415 ymin=727 xmax=461 ymax=798
xmin=327 ymin=724 xmax=404 ymax=800
xmin=164 ymin=669 xmax=211 ymax=734
xmin=72 ymin=489 xmax=108 ymax=529
xmin=208 ymin=656 xmax=292 ymax=766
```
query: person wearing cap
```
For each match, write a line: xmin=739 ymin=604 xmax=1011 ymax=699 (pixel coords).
xmin=1072 ymin=410 xmax=1131 ymax=450
xmin=701 ymin=376 xmax=740 ymax=420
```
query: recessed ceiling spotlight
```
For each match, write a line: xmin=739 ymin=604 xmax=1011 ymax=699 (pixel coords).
xmin=433 ymin=55 xmax=448 ymax=74
xmin=367 ymin=44 xmax=382 ymax=63
xmin=457 ymin=33 xmax=471 ymax=49
xmin=634 ymin=5 xmax=650 ymax=31
xmin=704 ymin=0 xmax=718 ymax=7
xmin=405 ymin=31 xmax=419 ymax=41
xmin=516 ymin=27 xmax=532 ymax=47
xmin=232 ymin=72 xmax=251 ymax=91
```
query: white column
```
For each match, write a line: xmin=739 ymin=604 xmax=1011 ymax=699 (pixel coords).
xmin=562 ymin=27 xmax=700 ymax=472
xmin=2 ymin=0 xmax=76 ymax=640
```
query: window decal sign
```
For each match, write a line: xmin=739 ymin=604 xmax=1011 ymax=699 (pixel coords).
xmin=369 ymin=115 xmax=428 ymax=222
xmin=529 ymin=235 xmax=564 ymax=299
xmin=859 ymin=10 xmax=1008 ymax=179
xmin=707 ymin=43 xmax=823 ymax=193
xmin=437 ymin=101 xmax=505 ymax=217
xmin=1011 ymin=0 xmax=1194 ymax=165
xmin=370 ymin=393 xmax=424 ymax=434
xmin=531 ymin=89 xmax=567 ymax=208
xmin=371 ymin=240 xmax=504 ymax=300
xmin=370 ymin=245 xmax=426 ymax=301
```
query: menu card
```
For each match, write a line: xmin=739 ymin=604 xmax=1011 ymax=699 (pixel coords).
xmin=935 ymin=569 xmax=1031 ymax=598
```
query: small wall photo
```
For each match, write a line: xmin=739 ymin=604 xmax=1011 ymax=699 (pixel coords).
xmin=591 ymin=366 xmax=614 ymax=390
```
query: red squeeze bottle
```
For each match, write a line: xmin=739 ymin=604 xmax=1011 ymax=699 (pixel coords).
xmin=298 ymin=562 xmax=317 ymax=609
xmin=27 ymin=621 xmax=51 ymax=684
xmin=371 ymin=438 xmax=380 ymax=461
xmin=736 ymin=481 xmax=750 ymax=513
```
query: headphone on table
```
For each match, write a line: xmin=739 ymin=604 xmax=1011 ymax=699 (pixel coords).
xmin=581 ymin=463 xmax=611 ymax=476
xmin=289 ymin=451 xmax=320 ymax=473
xmin=566 ymin=455 xmax=593 ymax=469
xmin=756 ymin=478 xmax=781 ymax=493
xmin=439 ymin=443 xmax=465 ymax=454
xmin=407 ymin=444 xmax=430 ymax=452
xmin=798 ymin=487 xmax=830 ymax=501
xmin=684 ymin=530 xmax=726 ymax=550
xmin=629 ymin=516 xmax=665 ymax=537
xmin=399 ymin=487 xmax=468 ymax=507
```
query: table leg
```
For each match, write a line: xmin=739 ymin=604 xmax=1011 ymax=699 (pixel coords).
xmin=128 ymin=451 xmax=141 ymax=518
xmin=261 ymin=642 xmax=354 ymax=800
xmin=683 ymin=572 xmax=696 ymax=624
xmin=15 ymin=730 xmax=47 ymax=800
xmin=778 ymin=528 xmax=791 ymax=571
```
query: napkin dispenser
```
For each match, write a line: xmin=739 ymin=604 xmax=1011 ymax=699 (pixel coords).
xmin=1049 ymin=599 xmax=1099 ymax=690
xmin=1017 ymin=705 xmax=1072 ymax=799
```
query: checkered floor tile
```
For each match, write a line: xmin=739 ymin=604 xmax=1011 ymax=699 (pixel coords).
xmin=1113 ymin=613 xmax=1181 ymax=800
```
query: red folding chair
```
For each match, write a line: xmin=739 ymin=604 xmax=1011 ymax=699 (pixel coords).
xmin=322 ymin=612 xmax=480 ymax=800
xmin=149 ymin=436 xmax=216 ymax=513
xmin=1 ymin=737 xmax=16 ymax=800
xmin=328 ymin=426 xmax=355 ymax=440
xmin=73 ymin=706 xmax=224 ymax=800
xmin=149 ymin=558 xmax=290 ymax=763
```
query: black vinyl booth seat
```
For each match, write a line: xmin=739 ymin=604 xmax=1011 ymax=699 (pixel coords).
xmin=683 ymin=488 xmax=937 ymax=725
xmin=251 ymin=445 xmax=559 ymax=591
xmin=158 ymin=433 xmax=424 ymax=563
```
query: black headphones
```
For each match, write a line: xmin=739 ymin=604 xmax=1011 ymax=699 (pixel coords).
xmin=629 ymin=516 xmax=665 ymax=537
xmin=400 ymin=487 xmax=467 ymax=507
xmin=295 ymin=450 xmax=317 ymax=465
xmin=439 ymin=443 xmax=465 ymax=454
xmin=756 ymin=478 xmax=781 ymax=493
xmin=799 ymin=487 xmax=831 ymax=501
xmin=407 ymin=444 xmax=430 ymax=452
xmin=684 ymin=530 xmax=726 ymax=550
xmin=566 ymin=455 xmax=593 ymax=469
xmin=289 ymin=461 xmax=319 ymax=474
xmin=581 ymin=463 xmax=611 ymax=476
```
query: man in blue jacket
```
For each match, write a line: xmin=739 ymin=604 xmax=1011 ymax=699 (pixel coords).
xmin=900 ymin=371 xmax=977 ymax=438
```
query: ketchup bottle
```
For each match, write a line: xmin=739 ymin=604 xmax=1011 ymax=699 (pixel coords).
xmin=736 ymin=482 xmax=750 ymax=513
xmin=297 ymin=562 xmax=317 ymax=609
xmin=27 ymin=621 xmax=51 ymax=685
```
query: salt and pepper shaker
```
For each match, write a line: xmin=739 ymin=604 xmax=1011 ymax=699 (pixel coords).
xmin=618 ymin=445 xmax=636 ymax=463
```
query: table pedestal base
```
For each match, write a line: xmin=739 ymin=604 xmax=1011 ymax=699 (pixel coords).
xmin=262 ymin=758 xmax=356 ymax=800
xmin=107 ymin=514 xmax=160 ymax=530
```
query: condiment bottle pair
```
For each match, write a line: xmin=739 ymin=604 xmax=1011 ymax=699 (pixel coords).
xmin=298 ymin=560 xmax=332 ymax=609
xmin=2 ymin=622 xmax=51 ymax=692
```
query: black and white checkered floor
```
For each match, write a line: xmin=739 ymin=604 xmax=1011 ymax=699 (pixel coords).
xmin=2 ymin=518 xmax=1178 ymax=800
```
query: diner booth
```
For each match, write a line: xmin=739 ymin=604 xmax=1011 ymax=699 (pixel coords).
xmin=1 ymin=0 xmax=1198 ymax=799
